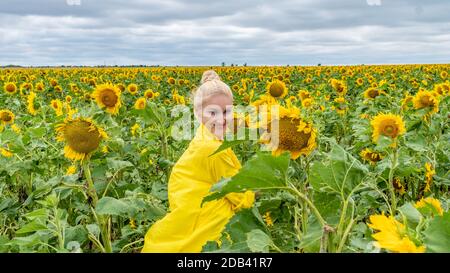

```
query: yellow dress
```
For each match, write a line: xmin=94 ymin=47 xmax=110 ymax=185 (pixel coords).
xmin=141 ymin=123 xmax=255 ymax=253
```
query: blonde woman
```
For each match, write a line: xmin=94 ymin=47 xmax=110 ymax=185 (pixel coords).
xmin=141 ymin=70 xmax=255 ymax=253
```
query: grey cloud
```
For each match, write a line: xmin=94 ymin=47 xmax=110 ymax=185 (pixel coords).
xmin=0 ymin=0 xmax=449 ymax=66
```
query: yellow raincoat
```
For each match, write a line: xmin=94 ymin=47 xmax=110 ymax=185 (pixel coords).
xmin=141 ymin=123 xmax=255 ymax=253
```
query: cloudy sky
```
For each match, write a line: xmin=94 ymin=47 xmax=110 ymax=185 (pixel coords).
xmin=1 ymin=0 xmax=449 ymax=66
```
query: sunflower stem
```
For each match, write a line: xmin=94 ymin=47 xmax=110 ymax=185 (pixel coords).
xmin=387 ymin=148 xmax=398 ymax=214
xmin=82 ymin=160 xmax=98 ymax=207
xmin=287 ymin=182 xmax=326 ymax=227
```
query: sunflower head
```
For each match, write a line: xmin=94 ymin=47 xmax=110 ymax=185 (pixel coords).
xmin=266 ymin=80 xmax=288 ymax=98
xmin=330 ymin=79 xmax=347 ymax=95
xmin=360 ymin=148 xmax=383 ymax=164
xmin=364 ymin=88 xmax=383 ymax=99
xmin=4 ymin=82 xmax=17 ymax=95
xmin=36 ymin=82 xmax=45 ymax=92
xmin=261 ymin=106 xmax=317 ymax=159
xmin=127 ymin=83 xmax=138 ymax=94
xmin=27 ymin=91 xmax=38 ymax=116
xmin=0 ymin=110 xmax=15 ymax=125
xmin=392 ymin=177 xmax=406 ymax=195
xmin=167 ymin=77 xmax=176 ymax=85
xmin=92 ymin=84 xmax=122 ymax=115
xmin=413 ymin=90 xmax=439 ymax=113
xmin=144 ymin=90 xmax=155 ymax=99
xmin=298 ymin=90 xmax=311 ymax=101
xmin=134 ymin=97 xmax=146 ymax=110
xmin=301 ymin=98 xmax=313 ymax=108
xmin=370 ymin=113 xmax=406 ymax=143
xmin=55 ymin=117 xmax=108 ymax=161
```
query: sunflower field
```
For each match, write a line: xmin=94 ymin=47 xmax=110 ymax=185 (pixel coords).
xmin=0 ymin=64 xmax=449 ymax=253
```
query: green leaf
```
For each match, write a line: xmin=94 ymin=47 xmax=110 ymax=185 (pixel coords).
xmin=423 ymin=211 xmax=450 ymax=253
xmin=398 ymin=203 xmax=422 ymax=225
xmin=95 ymin=197 xmax=136 ymax=217
xmin=313 ymin=192 xmax=341 ymax=225
xmin=16 ymin=220 xmax=48 ymax=234
xmin=298 ymin=218 xmax=323 ymax=252
xmin=28 ymin=127 xmax=47 ymax=138
xmin=309 ymin=143 xmax=368 ymax=196
xmin=209 ymin=139 xmax=246 ymax=157
xmin=246 ymin=229 xmax=272 ymax=253
xmin=203 ymin=152 xmax=290 ymax=203
xmin=405 ymin=133 xmax=428 ymax=152
xmin=23 ymin=208 xmax=48 ymax=221
xmin=106 ymin=158 xmax=134 ymax=172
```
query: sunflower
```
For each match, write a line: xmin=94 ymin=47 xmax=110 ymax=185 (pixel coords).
xmin=433 ymin=83 xmax=448 ymax=97
xmin=50 ymin=78 xmax=58 ymax=87
xmin=167 ymin=77 xmax=176 ymax=85
xmin=117 ymin=83 xmax=125 ymax=92
xmin=131 ymin=123 xmax=140 ymax=137
xmin=266 ymin=80 xmax=288 ymax=99
xmin=3 ymin=82 xmax=17 ymax=95
xmin=356 ymin=78 xmax=364 ymax=86
xmin=364 ymin=88 xmax=384 ymax=99
xmin=330 ymin=79 xmax=347 ymax=96
xmin=263 ymin=212 xmax=274 ymax=227
xmin=415 ymin=197 xmax=443 ymax=216
xmin=332 ymin=97 xmax=348 ymax=115
xmin=301 ymin=98 xmax=313 ymax=108
xmin=370 ymin=113 xmax=406 ymax=143
xmin=127 ymin=83 xmax=138 ymax=95
xmin=50 ymin=99 xmax=64 ymax=116
xmin=144 ymin=89 xmax=155 ymax=99
xmin=251 ymin=94 xmax=278 ymax=108
xmin=367 ymin=213 xmax=425 ymax=253
xmin=55 ymin=117 xmax=108 ymax=161
xmin=424 ymin=162 xmax=435 ymax=193
xmin=66 ymin=165 xmax=77 ymax=175
xmin=392 ymin=177 xmax=406 ymax=195
xmin=413 ymin=89 xmax=439 ymax=113
xmin=0 ymin=110 xmax=15 ymax=125
xmin=91 ymin=84 xmax=122 ymax=115
xmin=260 ymin=106 xmax=317 ymax=159
xmin=134 ymin=97 xmax=146 ymax=110
xmin=401 ymin=93 xmax=414 ymax=110
xmin=27 ymin=91 xmax=38 ymax=116
xmin=0 ymin=147 xmax=13 ymax=158
xmin=35 ymin=82 xmax=45 ymax=92
xmin=360 ymin=148 xmax=383 ymax=165
xmin=298 ymin=90 xmax=311 ymax=101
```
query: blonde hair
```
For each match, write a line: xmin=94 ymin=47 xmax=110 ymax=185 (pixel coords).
xmin=192 ymin=70 xmax=233 ymax=119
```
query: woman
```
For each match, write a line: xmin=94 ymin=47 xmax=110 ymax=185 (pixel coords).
xmin=141 ymin=70 xmax=255 ymax=253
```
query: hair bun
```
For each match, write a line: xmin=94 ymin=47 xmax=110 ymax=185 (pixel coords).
xmin=200 ymin=70 xmax=221 ymax=84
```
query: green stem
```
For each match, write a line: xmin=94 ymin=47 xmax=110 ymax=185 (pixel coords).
xmin=387 ymin=149 xmax=398 ymax=214
xmin=288 ymin=182 xmax=326 ymax=227
xmin=83 ymin=161 xmax=112 ymax=253
xmin=82 ymin=160 xmax=98 ymax=207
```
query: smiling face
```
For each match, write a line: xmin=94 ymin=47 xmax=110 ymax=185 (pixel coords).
xmin=199 ymin=94 xmax=233 ymax=140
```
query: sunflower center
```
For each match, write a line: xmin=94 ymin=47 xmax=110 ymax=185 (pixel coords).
xmin=276 ymin=118 xmax=311 ymax=150
xmin=6 ymin=84 xmax=15 ymax=92
xmin=1 ymin=112 xmax=12 ymax=122
xmin=269 ymin=82 xmax=284 ymax=97
xmin=63 ymin=120 xmax=101 ymax=154
xmin=368 ymin=89 xmax=379 ymax=98
xmin=100 ymin=89 xmax=118 ymax=107
xmin=420 ymin=95 xmax=433 ymax=106
xmin=382 ymin=123 xmax=398 ymax=137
